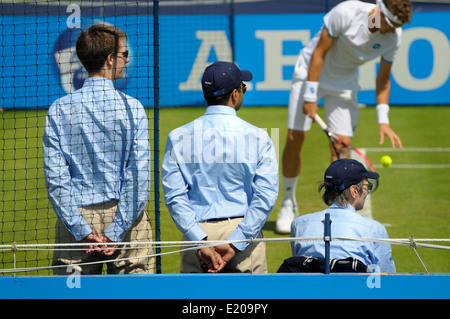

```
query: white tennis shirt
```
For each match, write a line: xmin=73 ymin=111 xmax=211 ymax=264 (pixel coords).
xmin=293 ymin=1 xmax=402 ymax=91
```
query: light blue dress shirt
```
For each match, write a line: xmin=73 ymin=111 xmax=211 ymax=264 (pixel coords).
xmin=43 ymin=77 xmax=151 ymax=242
xmin=162 ymin=105 xmax=279 ymax=251
xmin=291 ymin=203 xmax=396 ymax=273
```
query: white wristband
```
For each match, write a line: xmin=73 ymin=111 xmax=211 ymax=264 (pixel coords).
xmin=376 ymin=103 xmax=390 ymax=125
xmin=303 ymin=81 xmax=319 ymax=103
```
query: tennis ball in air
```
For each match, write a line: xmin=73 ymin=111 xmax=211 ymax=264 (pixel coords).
xmin=380 ymin=155 xmax=392 ymax=168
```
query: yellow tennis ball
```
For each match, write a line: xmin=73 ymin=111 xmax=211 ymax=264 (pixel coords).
xmin=380 ymin=155 xmax=392 ymax=168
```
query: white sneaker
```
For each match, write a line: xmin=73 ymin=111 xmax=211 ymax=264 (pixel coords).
xmin=275 ymin=200 xmax=299 ymax=234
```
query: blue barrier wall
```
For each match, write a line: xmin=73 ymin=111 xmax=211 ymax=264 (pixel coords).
xmin=1 ymin=273 xmax=449 ymax=299
xmin=1 ymin=6 xmax=449 ymax=109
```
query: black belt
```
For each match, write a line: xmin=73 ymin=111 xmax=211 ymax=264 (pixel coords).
xmin=205 ymin=216 xmax=242 ymax=222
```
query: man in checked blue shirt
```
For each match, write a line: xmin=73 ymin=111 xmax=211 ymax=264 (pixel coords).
xmin=43 ymin=25 xmax=153 ymax=274
xmin=162 ymin=61 xmax=279 ymax=273
xmin=290 ymin=159 xmax=396 ymax=273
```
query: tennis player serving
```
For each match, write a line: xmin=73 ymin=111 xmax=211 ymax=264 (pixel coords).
xmin=276 ymin=0 xmax=412 ymax=233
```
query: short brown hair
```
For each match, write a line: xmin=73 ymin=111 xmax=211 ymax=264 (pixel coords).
xmin=76 ymin=24 xmax=128 ymax=74
xmin=385 ymin=0 xmax=412 ymax=24
xmin=204 ymin=82 xmax=244 ymax=106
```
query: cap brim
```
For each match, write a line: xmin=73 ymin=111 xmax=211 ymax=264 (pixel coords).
xmin=240 ymin=70 xmax=253 ymax=82
xmin=366 ymin=171 xmax=379 ymax=179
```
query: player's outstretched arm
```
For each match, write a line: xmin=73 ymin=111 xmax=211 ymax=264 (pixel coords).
xmin=376 ymin=59 xmax=402 ymax=148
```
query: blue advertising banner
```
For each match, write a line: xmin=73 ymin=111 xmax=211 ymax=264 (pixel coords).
xmin=175 ymin=11 xmax=450 ymax=107
xmin=0 ymin=10 xmax=449 ymax=109
xmin=0 ymin=15 xmax=155 ymax=109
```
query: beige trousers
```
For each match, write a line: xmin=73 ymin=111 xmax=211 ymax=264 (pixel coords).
xmin=180 ymin=217 xmax=267 ymax=273
xmin=52 ymin=200 xmax=154 ymax=275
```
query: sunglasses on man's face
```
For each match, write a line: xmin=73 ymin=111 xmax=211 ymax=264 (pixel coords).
xmin=241 ymin=82 xmax=247 ymax=94
xmin=116 ymin=50 xmax=129 ymax=59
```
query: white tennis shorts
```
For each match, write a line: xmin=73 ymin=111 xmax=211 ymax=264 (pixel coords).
xmin=286 ymin=79 xmax=360 ymax=137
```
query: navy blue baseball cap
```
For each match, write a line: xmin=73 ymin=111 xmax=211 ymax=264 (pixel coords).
xmin=202 ymin=61 xmax=253 ymax=97
xmin=324 ymin=159 xmax=379 ymax=191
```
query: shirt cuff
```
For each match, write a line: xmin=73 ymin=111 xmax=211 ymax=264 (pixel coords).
xmin=184 ymin=223 xmax=208 ymax=243
xmin=227 ymin=228 xmax=248 ymax=252
xmin=70 ymin=223 xmax=93 ymax=242
xmin=104 ymin=222 xmax=126 ymax=242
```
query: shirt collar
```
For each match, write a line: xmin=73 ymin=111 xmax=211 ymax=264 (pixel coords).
xmin=330 ymin=202 xmax=356 ymax=213
xmin=83 ymin=77 xmax=115 ymax=89
xmin=204 ymin=105 xmax=237 ymax=117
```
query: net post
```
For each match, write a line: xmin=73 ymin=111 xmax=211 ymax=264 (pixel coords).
xmin=153 ymin=0 xmax=161 ymax=274
xmin=229 ymin=0 xmax=236 ymax=63
xmin=250 ymin=237 xmax=254 ymax=274
xmin=323 ymin=213 xmax=332 ymax=274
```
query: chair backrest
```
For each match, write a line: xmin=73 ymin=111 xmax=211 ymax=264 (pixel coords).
xmin=277 ymin=256 xmax=369 ymax=273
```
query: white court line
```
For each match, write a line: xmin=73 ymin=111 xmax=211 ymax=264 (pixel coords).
xmin=365 ymin=147 xmax=450 ymax=169
xmin=353 ymin=147 xmax=450 ymax=220
xmin=364 ymin=147 xmax=450 ymax=152
xmin=374 ymin=164 xmax=450 ymax=169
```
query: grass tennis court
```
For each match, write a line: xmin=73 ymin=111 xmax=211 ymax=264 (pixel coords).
xmin=158 ymin=105 xmax=450 ymax=273
xmin=1 ymin=105 xmax=449 ymax=274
